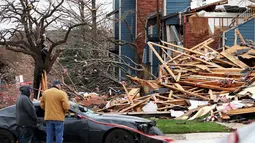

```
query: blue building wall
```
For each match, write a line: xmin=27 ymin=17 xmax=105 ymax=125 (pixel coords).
xmin=224 ymin=18 xmax=255 ymax=46
xmin=119 ymin=0 xmax=136 ymax=77
xmin=165 ymin=15 xmax=179 ymax=25
xmin=143 ymin=44 xmax=160 ymax=77
xmin=166 ymin=0 xmax=190 ymax=15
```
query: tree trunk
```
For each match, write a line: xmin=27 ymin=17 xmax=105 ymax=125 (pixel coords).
xmin=92 ymin=0 xmax=98 ymax=56
xmin=33 ymin=60 xmax=44 ymax=99
xmin=79 ymin=0 xmax=86 ymax=41
xmin=92 ymin=0 xmax=97 ymax=39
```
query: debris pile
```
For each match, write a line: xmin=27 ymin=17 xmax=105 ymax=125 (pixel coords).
xmin=97 ymin=31 xmax=255 ymax=121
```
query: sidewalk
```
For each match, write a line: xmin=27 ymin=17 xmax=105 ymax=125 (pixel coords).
xmin=166 ymin=133 xmax=230 ymax=140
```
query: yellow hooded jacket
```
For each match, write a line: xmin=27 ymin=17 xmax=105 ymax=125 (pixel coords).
xmin=40 ymin=88 xmax=70 ymax=121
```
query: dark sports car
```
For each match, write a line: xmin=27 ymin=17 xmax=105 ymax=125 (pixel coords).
xmin=0 ymin=101 xmax=165 ymax=143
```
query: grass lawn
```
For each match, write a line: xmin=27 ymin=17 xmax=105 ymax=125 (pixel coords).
xmin=156 ymin=119 xmax=230 ymax=134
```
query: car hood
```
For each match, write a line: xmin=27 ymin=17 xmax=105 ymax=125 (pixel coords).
xmin=84 ymin=113 xmax=155 ymax=126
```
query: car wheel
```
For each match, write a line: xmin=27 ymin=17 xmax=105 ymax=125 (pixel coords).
xmin=0 ymin=129 xmax=16 ymax=143
xmin=146 ymin=127 xmax=165 ymax=143
xmin=105 ymin=129 xmax=135 ymax=143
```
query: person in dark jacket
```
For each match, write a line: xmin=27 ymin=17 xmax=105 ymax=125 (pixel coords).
xmin=16 ymin=85 xmax=39 ymax=143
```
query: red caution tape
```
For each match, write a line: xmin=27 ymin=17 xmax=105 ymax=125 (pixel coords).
xmin=78 ymin=115 xmax=175 ymax=143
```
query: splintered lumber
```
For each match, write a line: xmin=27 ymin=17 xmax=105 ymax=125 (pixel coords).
xmin=156 ymin=99 xmax=190 ymax=106
xmin=235 ymin=29 xmax=246 ymax=44
xmin=149 ymin=42 xmax=221 ymax=68
xmin=168 ymin=90 xmax=173 ymax=100
xmin=162 ymin=41 xmax=205 ymax=56
xmin=179 ymin=81 xmax=237 ymax=92
xmin=232 ymin=76 xmax=255 ymax=95
xmin=189 ymin=105 xmax=216 ymax=120
xmin=121 ymin=83 xmax=134 ymax=105
xmin=226 ymin=107 xmax=255 ymax=115
xmin=221 ymin=49 xmax=248 ymax=68
xmin=127 ymin=76 xmax=161 ymax=89
xmin=119 ymin=97 xmax=150 ymax=113
xmin=148 ymin=43 xmax=177 ymax=81
xmin=219 ymin=112 xmax=230 ymax=120
xmin=163 ymin=41 xmax=233 ymax=67
xmin=175 ymin=105 xmax=207 ymax=120
xmin=167 ymin=38 xmax=214 ymax=63
xmin=161 ymin=83 xmax=210 ymax=101
xmin=128 ymin=88 xmax=140 ymax=100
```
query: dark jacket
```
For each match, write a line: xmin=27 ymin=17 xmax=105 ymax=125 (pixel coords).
xmin=16 ymin=85 xmax=37 ymax=127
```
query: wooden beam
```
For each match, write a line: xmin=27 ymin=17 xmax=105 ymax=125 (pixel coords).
xmin=176 ymin=71 xmax=182 ymax=82
xmin=162 ymin=41 xmax=205 ymax=56
xmin=221 ymin=51 xmax=248 ymax=68
xmin=161 ymin=83 xmax=210 ymax=101
xmin=166 ymin=38 xmax=214 ymax=63
xmin=148 ymin=43 xmax=177 ymax=81
xmin=149 ymin=42 xmax=221 ymax=68
xmin=121 ymin=83 xmax=134 ymax=105
xmin=179 ymin=81 xmax=236 ymax=92
xmin=235 ymin=29 xmax=246 ymax=44
xmin=168 ymin=90 xmax=173 ymax=100
xmin=226 ymin=107 xmax=255 ymax=115
xmin=119 ymin=98 xmax=150 ymax=113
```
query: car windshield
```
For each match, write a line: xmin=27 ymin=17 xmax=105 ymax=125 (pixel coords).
xmin=70 ymin=102 xmax=95 ymax=115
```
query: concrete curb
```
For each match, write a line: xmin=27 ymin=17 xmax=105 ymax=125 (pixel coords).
xmin=166 ymin=132 xmax=230 ymax=140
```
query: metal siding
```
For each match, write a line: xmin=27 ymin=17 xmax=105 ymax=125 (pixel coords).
xmin=165 ymin=15 xmax=179 ymax=25
xmin=120 ymin=0 xmax=136 ymax=76
xmin=166 ymin=0 xmax=190 ymax=15
xmin=224 ymin=18 xmax=255 ymax=47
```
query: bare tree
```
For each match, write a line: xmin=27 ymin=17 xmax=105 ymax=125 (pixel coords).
xmin=0 ymin=0 xmax=87 ymax=98
xmin=107 ymin=9 xmax=155 ymax=79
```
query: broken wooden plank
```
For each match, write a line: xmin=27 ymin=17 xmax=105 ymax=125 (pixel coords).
xmin=128 ymin=88 xmax=140 ymax=100
xmin=161 ymin=83 xmax=210 ymax=101
xmin=168 ymin=90 xmax=173 ymax=100
xmin=121 ymin=82 xmax=134 ymax=105
xmin=175 ymin=105 xmax=207 ymax=120
xmin=179 ymin=81 xmax=237 ymax=92
xmin=221 ymin=51 xmax=248 ymax=68
xmin=189 ymin=105 xmax=216 ymax=120
xmin=167 ymin=38 xmax=214 ymax=63
xmin=150 ymin=42 xmax=222 ymax=68
xmin=235 ymin=29 xmax=246 ymax=44
xmin=219 ymin=112 xmax=231 ymax=120
xmin=226 ymin=107 xmax=255 ymax=115
xmin=234 ymin=74 xmax=255 ymax=92
xmin=176 ymin=71 xmax=182 ymax=82
xmin=119 ymin=98 xmax=150 ymax=113
xmin=174 ymin=83 xmax=185 ymax=91
xmin=148 ymin=43 xmax=177 ymax=81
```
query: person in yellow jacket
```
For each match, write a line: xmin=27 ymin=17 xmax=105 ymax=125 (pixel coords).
xmin=40 ymin=80 xmax=70 ymax=143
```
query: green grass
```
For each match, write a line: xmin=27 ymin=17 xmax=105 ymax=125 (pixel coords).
xmin=156 ymin=119 xmax=230 ymax=134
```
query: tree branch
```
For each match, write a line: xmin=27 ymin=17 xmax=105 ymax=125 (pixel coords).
xmin=49 ymin=23 xmax=89 ymax=53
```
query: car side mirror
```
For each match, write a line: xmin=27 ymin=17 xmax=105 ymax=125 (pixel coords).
xmin=79 ymin=106 xmax=88 ymax=112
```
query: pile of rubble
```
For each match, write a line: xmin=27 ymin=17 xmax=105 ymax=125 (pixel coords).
xmin=97 ymin=31 xmax=255 ymax=121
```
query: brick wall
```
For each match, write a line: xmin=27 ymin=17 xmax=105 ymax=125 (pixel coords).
xmin=184 ymin=16 xmax=221 ymax=49
xmin=136 ymin=0 xmax=163 ymax=62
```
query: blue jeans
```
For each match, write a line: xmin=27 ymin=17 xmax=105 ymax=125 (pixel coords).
xmin=18 ymin=126 xmax=39 ymax=143
xmin=46 ymin=120 xmax=64 ymax=143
